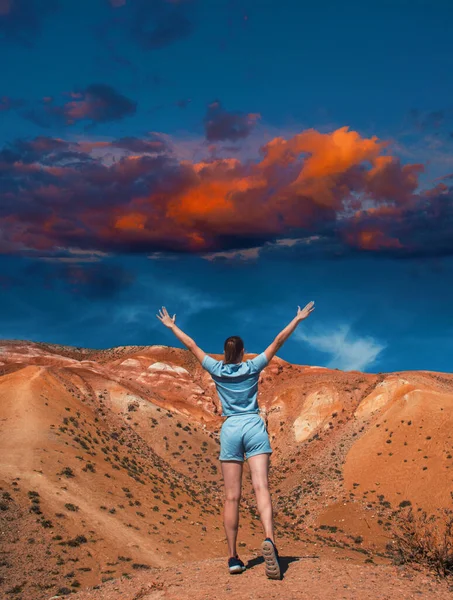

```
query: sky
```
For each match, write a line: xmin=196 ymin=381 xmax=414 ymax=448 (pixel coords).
xmin=1 ymin=0 xmax=453 ymax=373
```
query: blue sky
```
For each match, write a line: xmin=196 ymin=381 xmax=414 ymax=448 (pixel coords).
xmin=1 ymin=0 xmax=453 ymax=373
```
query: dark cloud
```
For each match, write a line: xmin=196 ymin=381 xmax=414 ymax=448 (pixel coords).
xmin=175 ymin=98 xmax=191 ymax=109
xmin=131 ymin=0 xmax=195 ymax=50
xmin=410 ymin=108 xmax=446 ymax=132
xmin=105 ymin=0 xmax=197 ymax=51
xmin=21 ymin=107 xmax=56 ymax=128
xmin=61 ymin=262 xmax=136 ymax=299
xmin=94 ymin=18 xmax=137 ymax=75
xmin=14 ymin=257 xmax=135 ymax=299
xmin=97 ymin=1 xmax=197 ymax=78
xmin=0 ymin=137 xmax=92 ymax=168
xmin=204 ymin=101 xmax=260 ymax=142
xmin=66 ymin=84 xmax=137 ymax=124
xmin=0 ymin=0 xmax=58 ymax=46
xmin=21 ymin=84 xmax=137 ymax=128
xmin=409 ymin=107 xmax=453 ymax=141
xmin=340 ymin=184 xmax=453 ymax=258
xmin=365 ymin=158 xmax=423 ymax=204
xmin=112 ymin=135 xmax=168 ymax=153
xmin=0 ymin=96 xmax=25 ymax=111
xmin=1 ymin=127 xmax=452 ymax=259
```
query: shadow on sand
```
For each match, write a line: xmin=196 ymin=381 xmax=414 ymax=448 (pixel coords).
xmin=245 ymin=555 xmax=303 ymax=578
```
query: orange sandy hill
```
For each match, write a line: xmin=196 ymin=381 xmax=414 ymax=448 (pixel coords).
xmin=0 ymin=340 xmax=452 ymax=600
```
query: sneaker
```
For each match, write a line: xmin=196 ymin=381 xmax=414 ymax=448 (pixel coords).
xmin=261 ymin=537 xmax=281 ymax=580
xmin=228 ymin=554 xmax=246 ymax=574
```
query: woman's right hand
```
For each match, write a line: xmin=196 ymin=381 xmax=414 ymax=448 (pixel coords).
xmin=296 ymin=301 xmax=315 ymax=321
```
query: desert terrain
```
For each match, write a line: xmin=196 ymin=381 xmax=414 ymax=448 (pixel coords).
xmin=1 ymin=340 xmax=452 ymax=599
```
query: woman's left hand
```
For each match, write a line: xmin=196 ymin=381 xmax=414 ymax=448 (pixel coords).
xmin=156 ymin=306 xmax=176 ymax=328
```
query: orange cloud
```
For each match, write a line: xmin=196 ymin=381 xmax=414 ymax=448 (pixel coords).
xmin=115 ymin=213 xmax=147 ymax=231
xmin=130 ymin=126 xmax=409 ymax=241
xmin=365 ymin=156 xmax=423 ymax=204
xmin=344 ymin=229 xmax=403 ymax=251
xmin=1 ymin=127 xmax=435 ymax=258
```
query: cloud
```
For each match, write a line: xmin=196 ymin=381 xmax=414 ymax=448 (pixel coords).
xmin=22 ymin=84 xmax=137 ymax=128
xmin=199 ymin=235 xmax=321 ymax=262
xmin=1 ymin=126 xmax=452 ymax=259
xmin=294 ymin=324 xmax=386 ymax=372
xmin=204 ymin=101 xmax=261 ymax=142
xmin=25 ymin=260 xmax=135 ymax=299
xmin=0 ymin=0 xmax=11 ymax=15
xmin=107 ymin=0 xmax=197 ymax=51
xmin=111 ymin=135 xmax=167 ymax=153
xmin=112 ymin=303 xmax=151 ymax=326
xmin=64 ymin=84 xmax=137 ymax=124
xmin=38 ymin=247 xmax=110 ymax=263
xmin=175 ymin=98 xmax=191 ymax=109
xmin=157 ymin=281 xmax=229 ymax=317
xmin=200 ymin=236 xmax=323 ymax=262
xmin=339 ymin=182 xmax=453 ymax=257
xmin=201 ymin=247 xmax=262 ymax=261
xmin=0 ymin=256 xmax=134 ymax=304
xmin=110 ymin=278 xmax=226 ymax=332
xmin=409 ymin=108 xmax=452 ymax=133
xmin=0 ymin=0 xmax=58 ymax=46
xmin=60 ymin=262 xmax=135 ymax=298
xmin=0 ymin=96 xmax=25 ymax=111
xmin=98 ymin=1 xmax=196 ymax=77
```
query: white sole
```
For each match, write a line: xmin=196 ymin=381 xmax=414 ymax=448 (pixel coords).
xmin=229 ymin=566 xmax=246 ymax=574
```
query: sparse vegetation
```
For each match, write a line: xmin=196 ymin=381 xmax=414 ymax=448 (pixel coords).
xmin=132 ymin=563 xmax=151 ymax=570
xmin=59 ymin=466 xmax=75 ymax=478
xmin=6 ymin=582 xmax=26 ymax=594
xmin=1 ymin=348 xmax=452 ymax=598
xmin=390 ymin=507 xmax=453 ymax=577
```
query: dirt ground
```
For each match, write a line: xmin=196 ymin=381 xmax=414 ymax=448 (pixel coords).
xmin=71 ymin=543 xmax=453 ymax=600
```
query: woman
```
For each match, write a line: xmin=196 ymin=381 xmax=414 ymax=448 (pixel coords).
xmin=156 ymin=301 xmax=315 ymax=579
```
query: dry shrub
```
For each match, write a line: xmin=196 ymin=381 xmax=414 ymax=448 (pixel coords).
xmin=390 ymin=506 xmax=453 ymax=577
xmin=132 ymin=581 xmax=164 ymax=599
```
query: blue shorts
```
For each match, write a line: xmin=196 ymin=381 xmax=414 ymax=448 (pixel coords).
xmin=219 ymin=413 xmax=273 ymax=462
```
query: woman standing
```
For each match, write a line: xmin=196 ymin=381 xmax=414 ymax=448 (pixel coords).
xmin=156 ymin=301 xmax=315 ymax=579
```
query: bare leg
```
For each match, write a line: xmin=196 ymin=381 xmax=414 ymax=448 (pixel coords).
xmin=221 ymin=460 xmax=243 ymax=558
xmin=247 ymin=453 xmax=275 ymax=543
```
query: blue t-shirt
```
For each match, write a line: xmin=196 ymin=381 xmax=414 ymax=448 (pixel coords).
xmin=201 ymin=352 xmax=269 ymax=416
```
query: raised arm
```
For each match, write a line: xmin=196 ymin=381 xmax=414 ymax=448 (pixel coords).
xmin=156 ymin=306 xmax=206 ymax=363
xmin=263 ymin=301 xmax=315 ymax=363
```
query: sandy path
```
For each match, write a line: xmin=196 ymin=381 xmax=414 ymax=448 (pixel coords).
xmin=0 ymin=365 xmax=47 ymax=476
xmin=72 ymin=551 xmax=453 ymax=600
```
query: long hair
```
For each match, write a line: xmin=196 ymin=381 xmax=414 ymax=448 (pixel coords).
xmin=224 ymin=336 xmax=244 ymax=364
